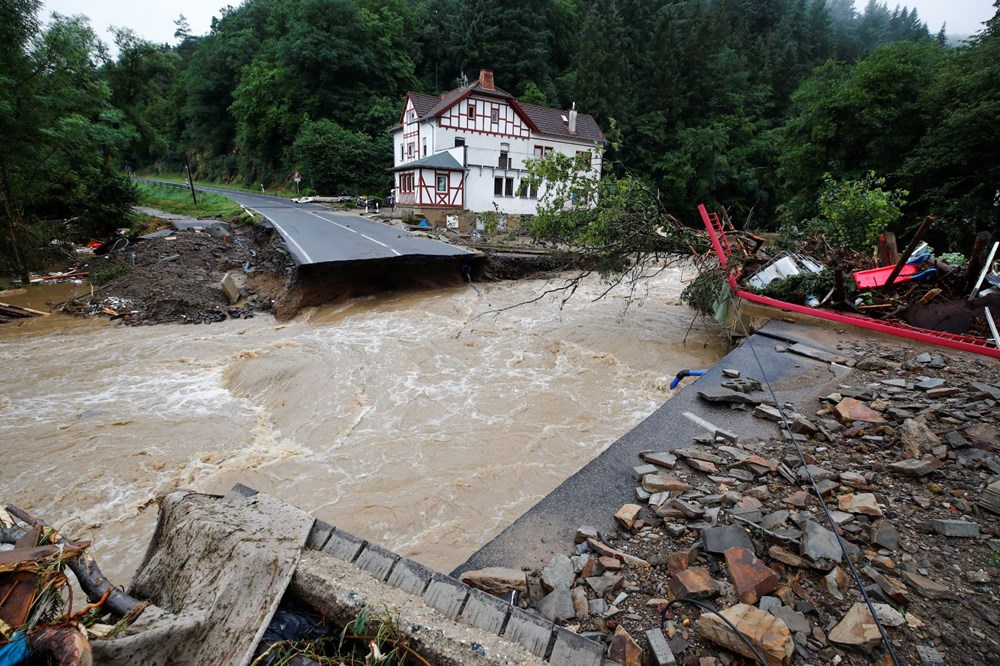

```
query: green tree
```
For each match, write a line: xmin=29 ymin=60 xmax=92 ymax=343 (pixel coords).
xmin=1 ymin=6 xmax=137 ymax=280
xmin=807 ymin=171 xmax=907 ymax=251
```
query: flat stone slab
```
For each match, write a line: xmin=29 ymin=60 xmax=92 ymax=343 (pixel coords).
xmin=929 ymin=519 xmax=979 ymax=538
xmin=645 ymin=628 xmax=677 ymax=666
xmin=702 ymin=525 xmax=753 ymax=554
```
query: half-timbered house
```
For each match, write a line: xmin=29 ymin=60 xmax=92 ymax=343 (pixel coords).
xmin=390 ymin=69 xmax=605 ymax=230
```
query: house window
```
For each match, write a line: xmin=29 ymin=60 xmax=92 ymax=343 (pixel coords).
xmin=571 ymin=190 xmax=589 ymax=205
xmin=467 ymin=103 xmax=475 ymax=119
xmin=491 ymin=108 xmax=499 ymax=123
xmin=399 ymin=173 xmax=414 ymax=193
xmin=422 ymin=138 xmax=427 ymax=157
xmin=519 ymin=180 xmax=538 ymax=199
xmin=494 ymin=177 xmax=504 ymax=196
xmin=533 ymin=145 xmax=554 ymax=158
xmin=575 ymin=151 xmax=592 ymax=169
xmin=400 ymin=144 xmax=404 ymax=160
xmin=436 ymin=175 xmax=448 ymax=193
xmin=455 ymin=137 xmax=465 ymax=147
xmin=407 ymin=142 xmax=414 ymax=157
xmin=504 ymin=177 xmax=514 ymax=197
xmin=499 ymin=142 xmax=510 ymax=169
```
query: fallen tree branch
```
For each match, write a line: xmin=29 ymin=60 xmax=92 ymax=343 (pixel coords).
xmin=3 ymin=504 xmax=144 ymax=619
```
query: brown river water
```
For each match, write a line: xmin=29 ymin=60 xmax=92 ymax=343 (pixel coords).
xmin=0 ymin=269 xmax=726 ymax=584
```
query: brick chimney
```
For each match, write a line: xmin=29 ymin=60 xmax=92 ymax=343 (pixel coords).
xmin=478 ymin=69 xmax=495 ymax=91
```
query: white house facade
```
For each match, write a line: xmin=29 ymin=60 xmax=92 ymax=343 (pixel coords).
xmin=390 ymin=69 xmax=606 ymax=229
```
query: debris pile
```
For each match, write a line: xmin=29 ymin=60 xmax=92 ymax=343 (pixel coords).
xmin=59 ymin=222 xmax=294 ymax=325
xmin=697 ymin=206 xmax=999 ymax=352
xmin=0 ymin=505 xmax=143 ymax=666
xmin=461 ymin=344 xmax=1000 ymax=665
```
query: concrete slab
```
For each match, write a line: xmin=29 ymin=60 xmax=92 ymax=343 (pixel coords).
xmin=459 ymin=588 xmax=512 ymax=635
xmin=455 ymin=320 xmax=847 ymax=576
xmin=387 ymin=557 xmax=435 ymax=596
xmin=305 ymin=519 xmax=334 ymax=550
xmin=322 ymin=528 xmax=366 ymax=563
xmin=503 ymin=606 xmax=554 ymax=658
xmin=423 ymin=573 xmax=469 ymax=620
xmin=355 ymin=543 xmax=399 ymax=582
xmin=548 ymin=626 xmax=604 ymax=666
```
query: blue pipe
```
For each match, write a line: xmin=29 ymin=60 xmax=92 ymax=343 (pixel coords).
xmin=670 ymin=369 xmax=707 ymax=390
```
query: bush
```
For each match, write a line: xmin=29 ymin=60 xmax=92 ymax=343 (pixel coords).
xmin=805 ymin=172 xmax=907 ymax=252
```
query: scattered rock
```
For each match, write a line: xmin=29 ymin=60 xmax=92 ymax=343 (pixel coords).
xmin=541 ymin=553 xmax=575 ymax=592
xmin=801 ymin=521 xmax=842 ymax=565
xmin=536 ymin=585 xmax=575 ymax=622
xmin=696 ymin=603 xmax=793 ymax=666
xmin=834 ymin=397 xmax=886 ymax=424
xmin=725 ymin=547 xmax=779 ymax=605
xmin=828 ymin=603 xmax=883 ymax=646
xmin=900 ymin=418 xmax=941 ymax=457
xmin=915 ymin=645 xmax=946 ymax=666
xmin=458 ymin=567 xmax=526 ymax=595
xmin=669 ymin=567 xmax=721 ymax=600
xmin=645 ymin=628 xmax=677 ymax=666
xmin=702 ymin=525 xmax=753 ymax=554
xmin=889 ymin=458 xmax=938 ymax=477
xmin=615 ymin=504 xmax=642 ymax=530
xmin=608 ymin=626 xmax=643 ymax=666
xmin=900 ymin=571 xmax=957 ymax=600
xmin=928 ymin=519 xmax=979 ymax=538
xmin=642 ymin=474 xmax=692 ymax=493
xmin=837 ymin=492 xmax=883 ymax=517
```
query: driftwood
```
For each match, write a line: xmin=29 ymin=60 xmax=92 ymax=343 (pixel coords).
xmin=2 ymin=504 xmax=143 ymax=619
xmin=886 ymin=216 xmax=934 ymax=287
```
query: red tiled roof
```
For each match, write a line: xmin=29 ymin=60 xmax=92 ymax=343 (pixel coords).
xmin=400 ymin=78 xmax=605 ymax=144
xmin=520 ymin=103 xmax=606 ymax=145
xmin=408 ymin=92 xmax=439 ymax=118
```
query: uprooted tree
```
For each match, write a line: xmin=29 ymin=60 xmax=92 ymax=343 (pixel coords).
xmin=517 ymin=141 xmax=706 ymax=306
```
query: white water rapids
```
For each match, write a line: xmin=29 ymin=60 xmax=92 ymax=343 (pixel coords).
xmin=0 ymin=268 xmax=726 ymax=583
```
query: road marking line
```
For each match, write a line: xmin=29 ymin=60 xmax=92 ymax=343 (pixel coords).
xmin=307 ymin=211 xmax=357 ymax=233
xmin=360 ymin=234 xmax=402 ymax=256
xmin=248 ymin=208 xmax=313 ymax=264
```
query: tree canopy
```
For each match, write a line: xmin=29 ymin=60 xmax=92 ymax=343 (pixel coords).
xmin=4 ymin=0 xmax=999 ymax=277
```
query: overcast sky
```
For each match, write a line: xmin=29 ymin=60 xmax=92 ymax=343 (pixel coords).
xmin=44 ymin=0 xmax=997 ymax=52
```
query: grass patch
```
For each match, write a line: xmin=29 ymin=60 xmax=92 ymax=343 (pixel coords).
xmin=135 ymin=182 xmax=246 ymax=220
xmin=137 ymin=172 xmax=295 ymax=198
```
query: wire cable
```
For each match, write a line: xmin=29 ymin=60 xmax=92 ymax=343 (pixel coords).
xmin=732 ymin=315 xmax=904 ymax=666
xmin=659 ymin=598 xmax=768 ymax=665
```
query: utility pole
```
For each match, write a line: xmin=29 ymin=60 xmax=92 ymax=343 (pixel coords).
xmin=183 ymin=152 xmax=197 ymax=205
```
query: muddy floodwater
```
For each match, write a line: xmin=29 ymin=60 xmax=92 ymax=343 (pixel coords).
xmin=1 ymin=268 xmax=726 ymax=583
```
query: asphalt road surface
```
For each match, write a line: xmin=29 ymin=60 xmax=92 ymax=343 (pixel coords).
xmin=157 ymin=182 xmax=473 ymax=266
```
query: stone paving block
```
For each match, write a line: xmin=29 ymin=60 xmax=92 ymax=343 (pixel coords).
xmin=645 ymin=628 xmax=677 ymax=666
xmin=503 ymin=606 xmax=554 ymax=658
xmin=305 ymin=519 xmax=334 ymax=550
xmin=458 ymin=587 xmax=512 ymax=635
xmin=355 ymin=543 xmax=399 ymax=582
xmin=386 ymin=557 xmax=434 ymax=596
xmin=321 ymin=528 xmax=366 ymax=563
xmin=929 ymin=519 xmax=979 ymax=538
xmin=548 ymin=626 xmax=603 ymax=666
xmin=423 ymin=573 xmax=469 ymax=621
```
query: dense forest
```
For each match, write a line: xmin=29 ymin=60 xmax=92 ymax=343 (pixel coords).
xmin=2 ymin=0 xmax=999 ymax=279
